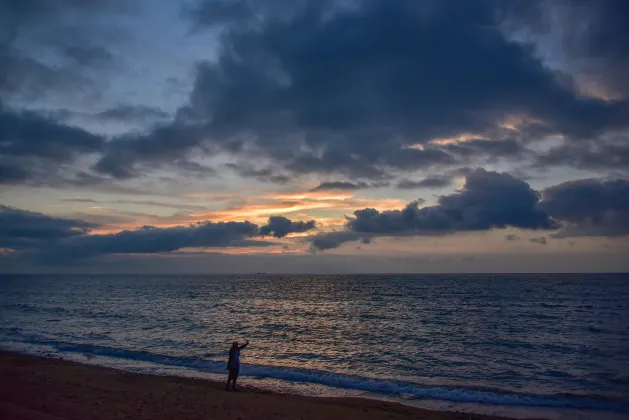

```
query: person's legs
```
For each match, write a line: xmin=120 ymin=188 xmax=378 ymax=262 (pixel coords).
xmin=225 ymin=370 xmax=235 ymax=390
xmin=232 ymin=369 xmax=240 ymax=390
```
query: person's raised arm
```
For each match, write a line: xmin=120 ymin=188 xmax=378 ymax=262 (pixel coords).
xmin=238 ymin=340 xmax=249 ymax=350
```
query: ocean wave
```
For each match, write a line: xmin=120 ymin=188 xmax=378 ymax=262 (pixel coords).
xmin=2 ymin=338 xmax=627 ymax=413
xmin=1 ymin=303 xmax=133 ymax=321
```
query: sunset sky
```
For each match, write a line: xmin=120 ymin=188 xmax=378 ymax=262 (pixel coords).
xmin=1 ymin=0 xmax=628 ymax=273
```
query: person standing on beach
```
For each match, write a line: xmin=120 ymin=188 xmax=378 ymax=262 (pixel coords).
xmin=225 ymin=340 xmax=248 ymax=391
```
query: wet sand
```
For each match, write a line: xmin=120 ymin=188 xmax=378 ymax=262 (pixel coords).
xmin=0 ymin=351 xmax=540 ymax=420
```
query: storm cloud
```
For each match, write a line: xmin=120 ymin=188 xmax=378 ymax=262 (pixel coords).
xmin=0 ymin=103 xmax=104 ymax=161
xmin=540 ymin=178 xmax=629 ymax=237
xmin=309 ymin=231 xmax=370 ymax=252
xmin=38 ymin=221 xmax=266 ymax=262
xmin=310 ymin=170 xmax=629 ymax=250
xmin=94 ymin=105 xmax=171 ymax=123
xmin=2 ymin=210 xmax=315 ymax=262
xmin=0 ymin=0 xmax=130 ymax=186
xmin=0 ymin=103 xmax=105 ymax=185
xmin=259 ymin=216 xmax=316 ymax=238
xmin=0 ymin=205 xmax=97 ymax=250
xmin=396 ymin=176 xmax=454 ymax=190
xmin=506 ymin=0 xmax=629 ymax=99
xmin=92 ymin=0 xmax=629 ymax=181
xmin=0 ymin=0 xmax=131 ymax=99
xmin=347 ymin=170 xmax=557 ymax=235
xmin=310 ymin=181 xmax=371 ymax=191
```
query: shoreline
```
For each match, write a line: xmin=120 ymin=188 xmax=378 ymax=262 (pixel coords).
xmin=1 ymin=350 xmax=533 ymax=420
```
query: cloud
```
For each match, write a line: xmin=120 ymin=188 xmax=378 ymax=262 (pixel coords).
xmin=347 ymin=169 xmax=557 ymax=234
xmin=0 ymin=103 xmax=104 ymax=160
xmin=505 ymin=0 xmax=629 ymax=99
xmin=259 ymin=216 xmax=316 ymax=238
xmin=0 ymin=205 xmax=97 ymax=250
xmin=224 ymin=163 xmax=291 ymax=184
xmin=309 ymin=231 xmax=369 ymax=251
xmin=94 ymin=105 xmax=171 ymax=123
xmin=311 ymin=169 xmax=559 ymax=250
xmin=534 ymin=139 xmax=629 ymax=173
xmin=0 ymin=0 xmax=625 ymax=193
xmin=529 ymin=236 xmax=547 ymax=245
xmin=0 ymin=1 xmax=152 ymax=188
xmin=2 ymin=207 xmax=315 ymax=262
xmin=185 ymin=0 xmax=256 ymax=28
xmin=93 ymin=122 xmax=211 ymax=179
xmin=90 ymin=0 xmax=628 ymax=181
xmin=0 ymin=102 xmax=105 ymax=185
xmin=396 ymin=176 xmax=453 ymax=190
xmin=60 ymin=197 xmax=210 ymax=212
xmin=0 ymin=162 xmax=30 ymax=183
xmin=29 ymin=221 xmax=272 ymax=262
xmin=0 ymin=0 xmax=132 ymax=99
xmin=187 ymin=188 xmax=405 ymax=224
xmin=310 ymin=181 xmax=371 ymax=191
xmin=310 ymin=172 xmax=629 ymax=251
xmin=64 ymin=45 xmax=114 ymax=66
xmin=540 ymin=178 xmax=629 ymax=237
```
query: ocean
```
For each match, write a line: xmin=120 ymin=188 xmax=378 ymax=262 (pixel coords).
xmin=1 ymin=274 xmax=628 ymax=418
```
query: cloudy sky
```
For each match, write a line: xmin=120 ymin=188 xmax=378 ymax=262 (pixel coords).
xmin=1 ymin=0 xmax=628 ymax=273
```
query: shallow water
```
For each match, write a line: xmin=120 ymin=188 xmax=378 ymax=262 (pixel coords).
xmin=1 ymin=274 xmax=628 ymax=416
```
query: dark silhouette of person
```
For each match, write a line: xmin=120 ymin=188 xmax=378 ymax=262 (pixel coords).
xmin=225 ymin=340 xmax=248 ymax=391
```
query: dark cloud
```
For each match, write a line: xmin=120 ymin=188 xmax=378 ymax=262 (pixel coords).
xmin=0 ymin=1 xmax=134 ymax=186
xmin=0 ymin=103 xmax=104 ymax=161
xmin=94 ymin=123 xmax=210 ymax=179
xmin=310 ymin=172 xmax=629 ymax=251
xmin=31 ymin=221 xmax=271 ymax=262
xmin=309 ymin=231 xmax=369 ymax=251
xmin=0 ymin=162 xmax=30 ymax=183
xmin=94 ymin=105 xmax=171 ymax=123
xmin=310 ymin=181 xmax=370 ymax=191
xmin=348 ymin=169 xmax=557 ymax=235
xmin=185 ymin=0 xmax=255 ymax=28
xmin=506 ymin=0 xmax=629 ymax=98
xmin=64 ymin=45 xmax=114 ymax=66
xmin=534 ymin=139 xmax=629 ymax=173
xmin=396 ymin=176 xmax=453 ymax=190
xmin=0 ymin=0 xmax=132 ymax=99
xmin=540 ymin=178 xmax=629 ymax=237
xmin=90 ymin=0 xmax=628 ymax=181
xmin=2 ymin=206 xmax=314 ymax=262
xmin=311 ymin=169 xmax=558 ymax=250
xmin=529 ymin=236 xmax=547 ymax=245
xmin=0 ymin=103 xmax=105 ymax=185
xmin=224 ymin=163 xmax=291 ymax=184
xmin=439 ymin=139 xmax=526 ymax=160
xmin=259 ymin=216 xmax=316 ymax=238
xmin=573 ymin=0 xmax=629 ymax=97
xmin=186 ymin=0 xmax=318 ymax=30
xmin=0 ymin=205 xmax=97 ymax=250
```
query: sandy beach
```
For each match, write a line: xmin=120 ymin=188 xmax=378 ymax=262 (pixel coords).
xmin=0 ymin=351 xmax=540 ymax=420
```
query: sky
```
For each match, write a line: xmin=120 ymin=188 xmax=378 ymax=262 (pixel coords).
xmin=1 ymin=0 xmax=628 ymax=273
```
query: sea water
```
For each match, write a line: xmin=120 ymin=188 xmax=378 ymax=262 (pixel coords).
xmin=1 ymin=274 xmax=628 ymax=418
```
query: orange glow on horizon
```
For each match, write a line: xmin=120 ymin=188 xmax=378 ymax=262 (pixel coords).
xmin=77 ymin=187 xmax=406 ymax=237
